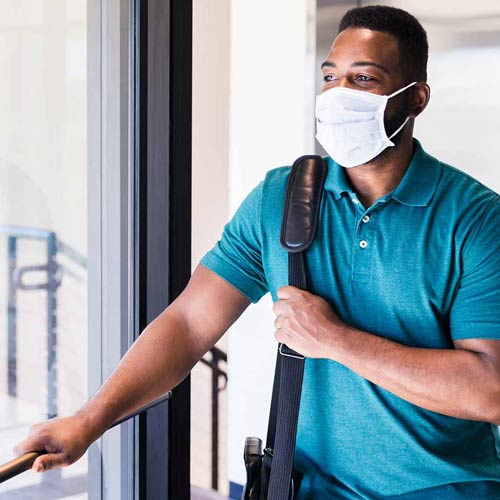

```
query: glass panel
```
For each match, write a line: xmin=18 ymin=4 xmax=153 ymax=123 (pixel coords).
xmin=0 ymin=1 xmax=88 ymax=498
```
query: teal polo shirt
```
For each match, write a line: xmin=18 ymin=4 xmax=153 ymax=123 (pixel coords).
xmin=200 ymin=139 xmax=500 ymax=499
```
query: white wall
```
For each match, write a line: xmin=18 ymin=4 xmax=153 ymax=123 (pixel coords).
xmin=191 ymin=0 xmax=231 ymax=494
xmin=415 ymin=46 xmax=500 ymax=193
xmin=192 ymin=0 xmax=231 ymax=269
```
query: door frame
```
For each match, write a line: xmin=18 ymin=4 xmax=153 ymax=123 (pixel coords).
xmin=132 ymin=0 xmax=192 ymax=498
xmin=88 ymin=0 xmax=192 ymax=498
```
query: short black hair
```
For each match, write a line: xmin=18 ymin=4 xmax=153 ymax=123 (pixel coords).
xmin=338 ymin=5 xmax=428 ymax=82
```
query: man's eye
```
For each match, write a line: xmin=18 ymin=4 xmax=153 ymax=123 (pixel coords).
xmin=322 ymin=74 xmax=337 ymax=82
xmin=356 ymin=75 xmax=374 ymax=82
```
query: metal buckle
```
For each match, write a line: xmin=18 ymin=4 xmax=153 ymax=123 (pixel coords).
xmin=279 ymin=343 xmax=305 ymax=360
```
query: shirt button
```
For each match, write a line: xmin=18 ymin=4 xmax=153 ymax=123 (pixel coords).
xmin=359 ymin=240 xmax=368 ymax=249
xmin=362 ymin=215 xmax=370 ymax=223
xmin=351 ymin=198 xmax=359 ymax=204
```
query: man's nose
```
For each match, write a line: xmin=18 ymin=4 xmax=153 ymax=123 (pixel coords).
xmin=335 ymin=77 xmax=356 ymax=89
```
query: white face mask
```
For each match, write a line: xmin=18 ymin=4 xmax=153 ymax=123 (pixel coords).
xmin=315 ymin=81 xmax=417 ymax=168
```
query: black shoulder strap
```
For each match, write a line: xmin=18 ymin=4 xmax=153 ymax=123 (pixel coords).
xmin=280 ymin=155 xmax=327 ymax=254
xmin=266 ymin=155 xmax=327 ymax=499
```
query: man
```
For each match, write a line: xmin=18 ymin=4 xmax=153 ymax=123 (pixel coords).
xmin=14 ymin=6 xmax=500 ymax=499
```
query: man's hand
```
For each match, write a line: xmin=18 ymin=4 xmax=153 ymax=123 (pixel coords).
xmin=273 ymin=285 xmax=345 ymax=358
xmin=13 ymin=414 xmax=99 ymax=472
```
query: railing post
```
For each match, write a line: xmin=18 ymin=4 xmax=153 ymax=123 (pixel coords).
xmin=7 ymin=236 xmax=17 ymax=399
xmin=47 ymin=232 xmax=58 ymax=420
xmin=200 ymin=347 xmax=227 ymax=492
xmin=211 ymin=350 xmax=219 ymax=491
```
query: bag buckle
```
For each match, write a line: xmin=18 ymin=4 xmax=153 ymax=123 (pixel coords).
xmin=279 ymin=343 xmax=305 ymax=360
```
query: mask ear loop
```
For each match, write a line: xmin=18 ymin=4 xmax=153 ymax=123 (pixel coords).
xmin=386 ymin=81 xmax=417 ymax=140
xmin=387 ymin=81 xmax=417 ymax=99
xmin=388 ymin=116 xmax=411 ymax=140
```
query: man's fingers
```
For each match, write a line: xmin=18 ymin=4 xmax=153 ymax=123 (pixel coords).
xmin=277 ymin=285 xmax=302 ymax=300
xmin=11 ymin=415 xmax=93 ymax=476
xmin=13 ymin=436 xmax=46 ymax=457
xmin=32 ymin=453 xmax=69 ymax=473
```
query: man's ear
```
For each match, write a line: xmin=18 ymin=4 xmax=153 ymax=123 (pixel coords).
xmin=410 ymin=82 xmax=430 ymax=118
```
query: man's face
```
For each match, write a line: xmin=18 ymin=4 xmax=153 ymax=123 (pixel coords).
xmin=321 ymin=28 xmax=412 ymax=142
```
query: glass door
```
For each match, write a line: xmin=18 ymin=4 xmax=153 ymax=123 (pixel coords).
xmin=0 ymin=1 xmax=88 ymax=498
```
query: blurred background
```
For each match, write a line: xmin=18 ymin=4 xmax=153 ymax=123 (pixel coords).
xmin=0 ymin=0 xmax=498 ymax=498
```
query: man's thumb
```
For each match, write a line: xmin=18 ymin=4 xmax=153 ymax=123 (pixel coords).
xmin=32 ymin=453 xmax=66 ymax=473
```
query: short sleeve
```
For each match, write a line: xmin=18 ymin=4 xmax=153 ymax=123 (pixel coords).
xmin=450 ymin=197 xmax=500 ymax=340
xmin=199 ymin=181 xmax=268 ymax=303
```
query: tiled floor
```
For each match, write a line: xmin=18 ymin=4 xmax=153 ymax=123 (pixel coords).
xmin=0 ymin=481 xmax=227 ymax=500
xmin=0 ymin=467 xmax=228 ymax=500
xmin=191 ymin=485 xmax=228 ymax=499
xmin=0 ymin=483 xmax=226 ymax=500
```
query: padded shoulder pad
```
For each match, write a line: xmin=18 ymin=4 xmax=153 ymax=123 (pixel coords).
xmin=280 ymin=155 xmax=327 ymax=253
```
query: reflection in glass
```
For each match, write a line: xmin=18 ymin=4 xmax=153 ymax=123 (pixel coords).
xmin=0 ymin=2 xmax=88 ymax=498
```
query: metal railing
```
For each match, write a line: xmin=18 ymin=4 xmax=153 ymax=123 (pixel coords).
xmin=200 ymin=345 xmax=228 ymax=491
xmin=1 ymin=224 xmax=87 ymax=420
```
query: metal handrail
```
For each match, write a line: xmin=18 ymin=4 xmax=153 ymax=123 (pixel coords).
xmin=0 ymin=391 xmax=172 ymax=483
xmin=0 ymin=225 xmax=88 ymax=269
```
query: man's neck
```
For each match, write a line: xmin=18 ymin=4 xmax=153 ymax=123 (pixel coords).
xmin=343 ymin=135 xmax=415 ymax=209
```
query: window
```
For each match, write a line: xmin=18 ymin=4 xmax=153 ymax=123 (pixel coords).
xmin=0 ymin=2 xmax=88 ymax=498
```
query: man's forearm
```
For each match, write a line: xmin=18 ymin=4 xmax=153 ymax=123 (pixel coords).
xmin=75 ymin=307 xmax=203 ymax=439
xmin=329 ymin=325 xmax=500 ymax=424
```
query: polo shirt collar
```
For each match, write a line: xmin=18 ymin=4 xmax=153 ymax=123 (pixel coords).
xmin=323 ymin=139 xmax=441 ymax=207
xmin=323 ymin=155 xmax=354 ymax=200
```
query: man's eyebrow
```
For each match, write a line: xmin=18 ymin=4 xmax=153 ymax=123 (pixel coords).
xmin=321 ymin=60 xmax=335 ymax=69
xmin=351 ymin=61 xmax=390 ymax=74
xmin=320 ymin=60 xmax=390 ymax=74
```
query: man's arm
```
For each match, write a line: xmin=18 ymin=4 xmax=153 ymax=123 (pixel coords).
xmin=14 ymin=264 xmax=251 ymax=472
xmin=326 ymin=328 xmax=500 ymax=424
xmin=273 ymin=286 xmax=500 ymax=425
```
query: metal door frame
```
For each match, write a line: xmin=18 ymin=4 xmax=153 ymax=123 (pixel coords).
xmin=132 ymin=0 xmax=192 ymax=498
xmin=88 ymin=0 xmax=192 ymax=498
